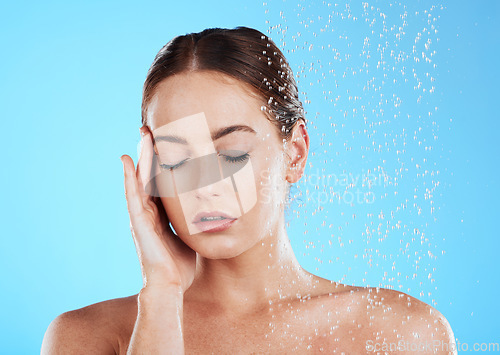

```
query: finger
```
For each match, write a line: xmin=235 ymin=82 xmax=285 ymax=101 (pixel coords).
xmin=122 ymin=154 xmax=165 ymax=260
xmin=151 ymin=195 xmax=172 ymax=234
xmin=121 ymin=154 xmax=144 ymax=218
xmin=137 ymin=131 xmax=154 ymax=205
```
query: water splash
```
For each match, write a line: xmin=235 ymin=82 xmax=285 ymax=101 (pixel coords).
xmin=264 ymin=0 xmax=445 ymax=308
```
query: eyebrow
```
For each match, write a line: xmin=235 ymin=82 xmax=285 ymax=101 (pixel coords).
xmin=154 ymin=124 xmax=257 ymax=144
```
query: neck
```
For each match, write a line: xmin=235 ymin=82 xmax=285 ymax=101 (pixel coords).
xmin=183 ymin=212 xmax=318 ymax=316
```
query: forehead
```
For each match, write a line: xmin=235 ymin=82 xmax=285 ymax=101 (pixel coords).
xmin=152 ymin=111 xmax=218 ymax=149
xmin=147 ymin=71 xmax=266 ymax=133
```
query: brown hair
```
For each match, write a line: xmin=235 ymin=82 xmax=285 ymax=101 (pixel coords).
xmin=141 ymin=26 xmax=307 ymax=141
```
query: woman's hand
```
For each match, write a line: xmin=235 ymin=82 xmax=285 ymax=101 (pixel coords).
xmin=120 ymin=126 xmax=196 ymax=293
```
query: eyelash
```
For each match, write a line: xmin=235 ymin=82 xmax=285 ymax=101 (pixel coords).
xmin=160 ymin=153 xmax=250 ymax=171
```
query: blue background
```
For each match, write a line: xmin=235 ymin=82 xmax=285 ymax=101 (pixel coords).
xmin=0 ymin=0 xmax=498 ymax=353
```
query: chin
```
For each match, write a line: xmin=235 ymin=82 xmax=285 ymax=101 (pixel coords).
xmin=190 ymin=235 xmax=253 ymax=260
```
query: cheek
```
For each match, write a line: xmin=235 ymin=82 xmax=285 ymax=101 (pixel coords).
xmin=159 ymin=196 xmax=189 ymax=234
xmin=254 ymin=156 xmax=286 ymax=206
xmin=154 ymin=170 xmax=193 ymax=237
xmin=229 ymin=156 xmax=258 ymax=215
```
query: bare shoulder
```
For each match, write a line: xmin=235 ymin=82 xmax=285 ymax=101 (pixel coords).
xmin=361 ymin=287 xmax=456 ymax=354
xmin=41 ymin=294 xmax=139 ymax=355
xmin=304 ymin=273 xmax=365 ymax=298
xmin=310 ymin=281 xmax=456 ymax=354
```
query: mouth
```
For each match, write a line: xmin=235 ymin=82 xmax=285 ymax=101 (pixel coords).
xmin=192 ymin=211 xmax=237 ymax=233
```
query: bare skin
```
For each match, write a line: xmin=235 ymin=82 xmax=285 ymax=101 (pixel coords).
xmin=42 ymin=71 xmax=456 ymax=354
xmin=41 ymin=284 xmax=456 ymax=354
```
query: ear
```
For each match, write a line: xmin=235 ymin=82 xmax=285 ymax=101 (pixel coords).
xmin=285 ymin=121 xmax=309 ymax=184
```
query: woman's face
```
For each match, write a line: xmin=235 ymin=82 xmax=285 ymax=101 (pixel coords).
xmin=146 ymin=70 xmax=289 ymax=259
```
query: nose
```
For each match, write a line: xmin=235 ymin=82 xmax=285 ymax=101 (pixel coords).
xmin=171 ymin=152 xmax=223 ymax=199
xmin=194 ymin=153 xmax=222 ymax=199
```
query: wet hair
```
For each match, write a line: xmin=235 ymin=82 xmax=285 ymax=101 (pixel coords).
xmin=142 ymin=26 xmax=306 ymax=213
xmin=141 ymin=26 xmax=306 ymax=141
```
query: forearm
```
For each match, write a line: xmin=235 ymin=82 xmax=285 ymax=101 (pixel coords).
xmin=127 ymin=286 xmax=185 ymax=354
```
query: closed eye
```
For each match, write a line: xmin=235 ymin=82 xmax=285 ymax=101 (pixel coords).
xmin=221 ymin=153 xmax=250 ymax=164
xmin=160 ymin=158 xmax=189 ymax=170
xmin=159 ymin=153 xmax=250 ymax=171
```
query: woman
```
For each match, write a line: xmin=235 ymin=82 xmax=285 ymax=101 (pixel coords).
xmin=42 ymin=26 xmax=456 ymax=354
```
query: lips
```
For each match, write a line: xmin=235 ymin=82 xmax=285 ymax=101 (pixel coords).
xmin=192 ymin=211 xmax=236 ymax=224
xmin=192 ymin=211 xmax=237 ymax=233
